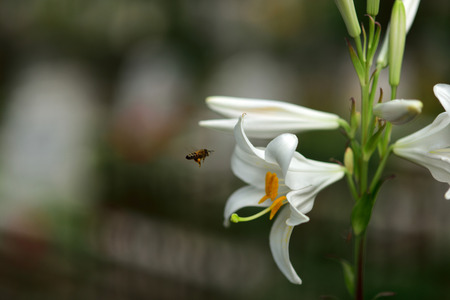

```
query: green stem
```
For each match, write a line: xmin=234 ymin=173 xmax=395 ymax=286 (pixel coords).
xmin=354 ymin=37 xmax=364 ymax=63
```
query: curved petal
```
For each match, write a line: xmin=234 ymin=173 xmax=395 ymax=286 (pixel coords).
xmin=231 ymin=116 xmax=288 ymax=187
xmin=231 ymin=145 xmax=280 ymax=188
xmin=286 ymin=187 xmax=316 ymax=226
xmin=394 ymin=113 xmax=450 ymax=196
xmin=446 ymin=187 xmax=450 ymax=200
xmin=269 ymin=206 xmax=302 ymax=284
xmin=394 ymin=112 xmax=450 ymax=151
xmin=265 ymin=134 xmax=298 ymax=177
xmin=234 ymin=115 xmax=265 ymax=158
xmin=285 ymin=152 xmax=345 ymax=190
xmin=434 ymin=83 xmax=450 ymax=115
xmin=223 ymin=185 xmax=270 ymax=227
xmin=395 ymin=147 xmax=450 ymax=183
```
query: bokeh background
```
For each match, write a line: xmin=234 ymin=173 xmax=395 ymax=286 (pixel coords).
xmin=0 ymin=1 xmax=449 ymax=299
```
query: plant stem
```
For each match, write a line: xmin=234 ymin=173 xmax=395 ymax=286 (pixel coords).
xmin=355 ymin=234 xmax=366 ymax=300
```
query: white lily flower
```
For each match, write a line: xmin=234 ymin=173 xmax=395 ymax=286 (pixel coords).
xmin=377 ymin=0 xmax=421 ymax=68
xmin=393 ymin=84 xmax=450 ymax=199
xmin=199 ymin=96 xmax=342 ymax=138
xmin=373 ymin=99 xmax=422 ymax=125
xmin=224 ymin=115 xmax=345 ymax=284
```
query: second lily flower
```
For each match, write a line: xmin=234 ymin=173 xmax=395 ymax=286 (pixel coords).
xmin=199 ymin=96 xmax=343 ymax=138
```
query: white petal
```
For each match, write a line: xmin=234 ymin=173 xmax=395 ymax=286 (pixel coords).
xmin=231 ymin=116 xmax=280 ymax=187
xmin=286 ymin=187 xmax=316 ymax=226
xmin=394 ymin=113 xmax=450 ymax=189
xmin=198 ymin=119 xmax=238 ymax=134
xmin=269 ymin=206 xmax=302 ymax=284
xmin=265 ymin=134 xmax=298 ymax=177
xmin=231 ymin=145 xmax=280 ymax=188
xmin=394 ymin=112 xmax=450 ymax=150
xmin=223 ymin=186 xmax=270 ymax=227
xmin=285 ymin=152 xmax=345 ymax=191
xmin=404 ymin=150 xmax=450 ymax=183
xmin=234 ymin=116 xmax=265 ymax=158
xmin=446 ymin=186 xmax=450 ymax=200
xmin=404 ymin=0 xmax=421 ymax=32
xmin=434 ymin=83 xmax=450 ymax=115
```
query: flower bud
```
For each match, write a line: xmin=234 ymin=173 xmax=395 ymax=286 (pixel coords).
xmin=344 ymin=147 xmax=354 ymax=175
xmin=373 ymin=99 xmax=422 ymax=125
xmin=388 ymin=0 xmax=406 ymax=87
xmin=367 ymin=0 xmax=380 ymax=16
xmin=334 ymin=0 xmax=361 ymax=38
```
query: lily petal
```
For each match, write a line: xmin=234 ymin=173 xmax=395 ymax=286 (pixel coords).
xmin=434 ymin=83 xmax=450 ymax=115
xmin=223 ymin=186 xmax=270 ymax=227
xmin=286 ymin=152 xmax=345 ymax=191
xmin=270 ymin=206 xmax=302 ymax=284
xmin=234 ymin=115 xmax=265 ymax=158
xmin=394 ymin=113 xmax=450 ymax=197
xmin=286 ymin=187 xmax=316 ymax=226
xmin=231 ymin=116 xmax=298 ymax=187
xmin=265 ymin=133 xmax=298 ymax=178
xmin=394 ymin=112 xmax=450 ymax=152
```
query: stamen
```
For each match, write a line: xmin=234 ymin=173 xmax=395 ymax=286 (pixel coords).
xmin=233 ymin=172 xmax=288 ymax=223
xmin=264 ymin=172 xmax=271 ymax=196
xmin=269 ymin=196 xmax=287 ymax=220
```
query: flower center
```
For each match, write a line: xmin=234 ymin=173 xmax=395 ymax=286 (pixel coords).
xmin=230 ymin=172 xmax=287 ymax=223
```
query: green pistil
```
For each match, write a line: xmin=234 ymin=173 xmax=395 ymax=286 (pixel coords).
xmin=230 ymin=206 xmax=273 ymax=223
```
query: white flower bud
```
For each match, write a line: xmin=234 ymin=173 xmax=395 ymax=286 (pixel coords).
xmin=373 ymin=99 xmax=422 ymax=125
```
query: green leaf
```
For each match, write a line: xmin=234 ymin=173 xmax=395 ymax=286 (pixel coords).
xmin=351 ymin=193 xmax=375 ymax=236
xmin=347 ymin=39 xmax=365 ymax=84
xmin=328 ymin=257 xmax=355 ymax=297
xmin=340 ymin=259 xmax=355 ymax=297
xmin=363 ymin=123 xmax=386 ymax=159
xmin=367 ymin=21 xmax=381 ymax=63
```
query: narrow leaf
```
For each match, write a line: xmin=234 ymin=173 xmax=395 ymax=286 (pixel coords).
xmin=346 ymin=39 xmax=365 ymax=83
xmin=340 ymin=259 xmax=355 ymax=297
xmin=364 ymin=123 xmax=386 ymax=159
xmin=351 ymin=193 xmax=375 ymax=236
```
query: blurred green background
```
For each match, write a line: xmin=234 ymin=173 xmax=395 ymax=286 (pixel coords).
xmin=0 ymin=0 xmax=449 ymax=299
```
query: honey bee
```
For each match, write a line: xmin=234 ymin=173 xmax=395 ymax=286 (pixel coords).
xmin=186 ymin=149 xmax=214 ymax=167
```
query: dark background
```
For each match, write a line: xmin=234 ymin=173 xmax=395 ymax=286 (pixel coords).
xmin=0 ymin=1 xmax=449 ymax=299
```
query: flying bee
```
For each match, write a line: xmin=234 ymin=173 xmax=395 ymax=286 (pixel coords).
xmin=186 ymin=149 xmax=214 ymax=167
